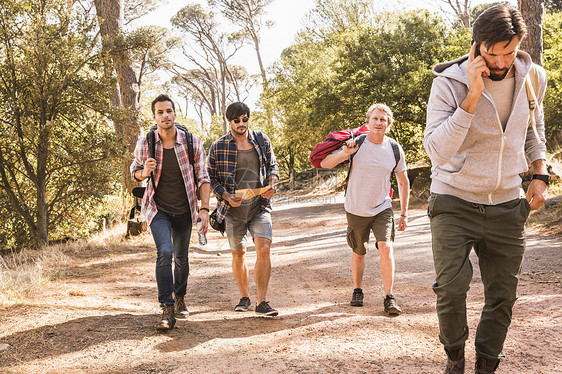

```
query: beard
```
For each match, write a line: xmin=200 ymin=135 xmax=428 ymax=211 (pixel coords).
xmin=488 ymin=59 xmax=515 ymax=81
xmin=232 ymin=125 xmax=248 ymax=136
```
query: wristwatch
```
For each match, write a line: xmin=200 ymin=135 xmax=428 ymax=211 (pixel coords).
xmin=532 ymin=174 xmax=551 ymax=186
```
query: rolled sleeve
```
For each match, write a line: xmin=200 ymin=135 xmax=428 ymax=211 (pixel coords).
xmin=130 ymin=137 xmax=147 ymax=181
xmin=194 ymin=137 xmax=210 ymax=187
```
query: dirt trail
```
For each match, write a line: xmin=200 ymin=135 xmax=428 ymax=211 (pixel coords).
xmin=0 ymin=193 xmax=560 ymax=373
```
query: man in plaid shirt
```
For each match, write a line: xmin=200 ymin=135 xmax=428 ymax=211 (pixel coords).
xmin=208 ymin=102 xmax=279 ymax=316
xmin=130 ymin=94 xmax=211 ymax=330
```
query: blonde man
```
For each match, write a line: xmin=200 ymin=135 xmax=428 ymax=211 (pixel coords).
xmin=322 ymin=103 xmax=410 ymax=315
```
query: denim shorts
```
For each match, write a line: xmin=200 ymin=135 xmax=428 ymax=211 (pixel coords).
xmin=225 ymin=210 xmax=273 ymax=251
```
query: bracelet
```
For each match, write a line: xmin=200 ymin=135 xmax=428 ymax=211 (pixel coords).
xmin=400 ymin=214 xmax=408 ymax=218
xmin=199 ymin=207 xmax=210 ymax=212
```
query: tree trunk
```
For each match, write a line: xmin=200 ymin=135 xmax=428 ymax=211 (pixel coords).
xmin=94 ymin=0 xmax=141 ymax=193
xmin=519 ymin=0 xmax=544 ymax=65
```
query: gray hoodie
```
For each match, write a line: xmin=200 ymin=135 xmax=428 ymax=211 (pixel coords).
xmin=424 ymin=50 xmax=547 ymax=205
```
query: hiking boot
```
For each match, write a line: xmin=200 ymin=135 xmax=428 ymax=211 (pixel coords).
xmin=474 ymin=356 xmax=500 ymax=373
xmin=384 ymin=294 xmax=402 ymax=316
xmin=350 ymin=288 xmax=364 ymax=307
xmin=444 ymin=344 xmax=465 ymax=374
xmin=157 ymin=304 xmax=176 ymax=330
xmin=174 ymin=295 xmax=189 ymax=319
xmin=234 ymin=297 xmax=251 ymax=312
xmin=255 ymin=301 xmax=278 ymax=316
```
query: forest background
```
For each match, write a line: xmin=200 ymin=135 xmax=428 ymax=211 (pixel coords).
xmin=0 ymin=0 xmax=561 ymax=251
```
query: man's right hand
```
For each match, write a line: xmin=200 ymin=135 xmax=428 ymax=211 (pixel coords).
xmin=142 ymin=157 xmax=157 ymax=178
xmin=462 ymin=43 xmax=489 ymax=113
xmin=342 ymin=140 xmax=359 ymax=156
xmin=225 ymin=192 xmax=244 ymax=208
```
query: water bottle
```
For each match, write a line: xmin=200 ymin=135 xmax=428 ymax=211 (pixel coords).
xmin=196 ymin=218 xmax=207 ymax=245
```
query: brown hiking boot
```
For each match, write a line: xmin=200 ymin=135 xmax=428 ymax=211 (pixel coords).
xmin=474 ymin=356 xmax=499 ymax=373
xmin=444 ymin=344 xmax=465 ymax=374
xmin=157 ymin=304 xmax=176 ymax=330
xmin=174 ymin=295 xmax=189 ymax=319
xmin=383 ymin=294 xmax=402 ymax=316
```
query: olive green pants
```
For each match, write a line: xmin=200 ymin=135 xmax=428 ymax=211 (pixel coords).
xmin=428 ymin=193 xmax=531 ymax=359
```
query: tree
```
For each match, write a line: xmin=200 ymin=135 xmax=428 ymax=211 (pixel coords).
xmin=545 ymin=0 xmax=562 ymax=12
xmin=519 ymin=0 xmax=545 ymax=64
xmin=437 ymin=0 xmax=472 ymax=27
xmin=303 ymin=0 xmax=375 ymax=40
xmin=171 ymin=3 xmax=251 ymax=133
xmin=0 ymin=0 xmax=121 ymax=248
xmin=267 ymin=9 xmax=471 ymax=177
xmin=542 ymin=11 xmax=562 ymax=142
xmin=209 ymin=0 xmax=274 ymax=88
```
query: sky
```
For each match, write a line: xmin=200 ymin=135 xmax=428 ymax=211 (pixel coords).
xmin=134 ymin=0 xmax=517 ymax=115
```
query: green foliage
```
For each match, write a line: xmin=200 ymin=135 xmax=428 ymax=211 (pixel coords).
xmin=543 ymin=12 xmax=562 ymax=142
xmin=0 ymin=0 xmax=122 ymax=249
xmin=266 ymin=9 xmax=470 ymax=176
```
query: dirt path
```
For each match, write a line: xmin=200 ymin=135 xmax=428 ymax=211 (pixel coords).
xmin=0 ymin=193 xmax=561 ymax=373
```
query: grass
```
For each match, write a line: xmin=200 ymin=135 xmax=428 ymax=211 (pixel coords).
xmin=0 ymin=223 xmax=128 ymax=306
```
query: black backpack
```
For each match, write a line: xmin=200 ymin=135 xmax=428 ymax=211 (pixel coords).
xmin=132 ymin=124 xmax=197 ymax=199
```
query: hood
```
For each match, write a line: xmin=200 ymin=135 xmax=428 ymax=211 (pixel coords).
xmin=432 ymin=50 xmax=534 ymax=86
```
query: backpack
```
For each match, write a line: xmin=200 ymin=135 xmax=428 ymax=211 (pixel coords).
xmin=309 ymin=124 xmax=370 ymax=168
xmin=132 ymin=124 xmax=198 ymax=199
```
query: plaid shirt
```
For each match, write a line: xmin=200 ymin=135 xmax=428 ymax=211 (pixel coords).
xmin=130 ymin=129 xmax=210 ymax=225
xmin=207 ymin=130 xmax=279 ymax=223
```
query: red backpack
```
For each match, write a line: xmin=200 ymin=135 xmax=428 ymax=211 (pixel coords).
xmin=309 ymin=124 xmax=370 ymax=168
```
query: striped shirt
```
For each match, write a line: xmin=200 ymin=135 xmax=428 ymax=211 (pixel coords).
xmin=130 ymin=129 xmax=210 ymax=225
xmin=207 ymin=130 xmax=279 ymax=223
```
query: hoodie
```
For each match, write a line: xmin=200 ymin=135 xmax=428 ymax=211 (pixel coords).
xmin=424 ymin=50 xmax=547 ymax=205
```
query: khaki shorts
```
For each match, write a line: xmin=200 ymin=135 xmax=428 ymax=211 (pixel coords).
xmin=346 ymin=208 xmax=395 ymax=255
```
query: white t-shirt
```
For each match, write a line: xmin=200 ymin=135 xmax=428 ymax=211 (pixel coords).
xmin=344 ymin=136 xmax=406 ymax=217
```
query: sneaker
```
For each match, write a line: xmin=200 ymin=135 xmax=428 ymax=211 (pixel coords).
xmin=255 ymin=301 xmax=278 ymax=316
xmin=350 ymin=288 xmax=364 ymax=307
xmin=384 ymin=294 xmax=402 ymax=316
xmin=234 ymin=297 xmax=251 ymax=312
xmin=174 ymin=295 xmax=189 ymax=319
xmin=157 ymin=304 xmax=176 ymax=330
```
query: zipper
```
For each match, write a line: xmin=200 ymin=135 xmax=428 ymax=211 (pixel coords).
xmin=481 ymin=91 xmax=505 ymax=205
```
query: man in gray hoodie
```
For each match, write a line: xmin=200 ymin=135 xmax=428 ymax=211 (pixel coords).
xmin=424 ymin=5 xmax=550 ymax=374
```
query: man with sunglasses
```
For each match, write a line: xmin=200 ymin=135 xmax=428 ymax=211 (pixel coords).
xmin=424 ymin=5 xmax=548 ymax=373
xmin=208 ymin=102 xmax=280 ymax=316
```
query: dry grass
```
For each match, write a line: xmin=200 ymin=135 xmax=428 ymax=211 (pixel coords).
xmin=0 ymin=223 xmax=128 ymax=306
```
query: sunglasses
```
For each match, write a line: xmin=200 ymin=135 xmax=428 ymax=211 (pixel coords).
xmin=232 ymin=116 xmax=249 ymax=124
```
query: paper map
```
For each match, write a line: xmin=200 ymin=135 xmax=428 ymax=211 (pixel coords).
xmin=234 ymin=187 xmax=272 ymax=200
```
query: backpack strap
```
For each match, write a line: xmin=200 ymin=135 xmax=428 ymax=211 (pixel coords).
xmin=525 ymin=64 xmax=541 ymax=144
xmin=388 ymin=138 xmax=401 ymax=174
xmin=253 ymin=130 xmax=269 ymax=171
xmin=344 ymin=136 xmax=401 ymax=193
xmin=146 ymin=130 xmax=157 ymax=192
xmin=344 ymin=134 xmax=367 ymax=190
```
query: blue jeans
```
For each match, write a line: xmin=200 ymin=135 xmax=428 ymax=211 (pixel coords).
xmin=150 ymin=210 xmax=192 ymax=307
